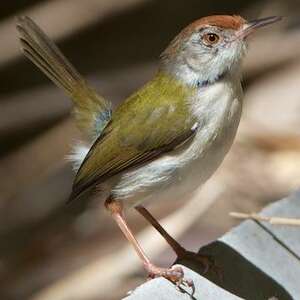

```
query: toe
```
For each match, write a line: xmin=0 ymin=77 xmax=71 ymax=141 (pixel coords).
xmin=146 ymin=264 xmax=195 ymax=295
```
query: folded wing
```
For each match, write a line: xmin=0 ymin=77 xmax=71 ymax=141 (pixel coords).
xmin=70 ymin=73 xmax=197 ymax=201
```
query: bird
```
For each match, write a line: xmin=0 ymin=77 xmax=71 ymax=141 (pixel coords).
xmin=17 ymin=14 xmax=281 ymax=288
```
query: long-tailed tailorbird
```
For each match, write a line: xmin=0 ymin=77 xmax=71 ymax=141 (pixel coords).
xmin=17 ymin=14 xmax=281 ymax=288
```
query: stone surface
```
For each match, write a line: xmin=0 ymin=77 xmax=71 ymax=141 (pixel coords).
xmin=124 ymin=265 xmax=243 ymax=300
xmin=125 ymin=191 xmax=300 ymax=300
xmin=259 ymin=191 xmax=300 ymax=256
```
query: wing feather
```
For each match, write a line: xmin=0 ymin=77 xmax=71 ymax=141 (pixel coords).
xmin=69 ymin=73 xmax=197 ymax=202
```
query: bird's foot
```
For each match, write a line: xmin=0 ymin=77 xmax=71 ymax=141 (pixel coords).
xmin=145 ymin=263 xmax=195 ymax=294
xmin=177 ymin=250 xmax=213 ymax=273
xmin=177 ymin=250 xmax=222 ymax=281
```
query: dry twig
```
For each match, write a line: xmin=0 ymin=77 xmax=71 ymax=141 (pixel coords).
xmin=230 ymin=212 xmax=300 ymax=226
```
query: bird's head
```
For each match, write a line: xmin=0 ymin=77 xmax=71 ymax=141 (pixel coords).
xmin=161 ymin=15 xmax=281 ymax=86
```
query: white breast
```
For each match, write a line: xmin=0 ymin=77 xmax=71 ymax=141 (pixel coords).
xmin=112 ymin=77 xmax=243 ymax=208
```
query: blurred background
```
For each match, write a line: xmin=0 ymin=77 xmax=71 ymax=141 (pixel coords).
xmin=1 ymin=0 xmax=300 ymax=299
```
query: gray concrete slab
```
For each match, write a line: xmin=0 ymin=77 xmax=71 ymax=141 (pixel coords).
xmin=124 ymin=265 xmax=243 ymax=300
xmin=125 ymin=191 xmax=300 ymax=300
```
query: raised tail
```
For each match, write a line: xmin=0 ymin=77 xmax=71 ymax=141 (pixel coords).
xmin=16 ymin=16 xmax=111 ymax=140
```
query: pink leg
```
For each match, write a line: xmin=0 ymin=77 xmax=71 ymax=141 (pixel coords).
xmin=135 ymin=206 xmax=186 ymax=256
xmin=136 ymin=205 xmax=213 ymax=274
xmin=105 ymin=199 xmax=194 ymax=290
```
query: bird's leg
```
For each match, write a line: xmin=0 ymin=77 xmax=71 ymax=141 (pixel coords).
xmin=135 ymin=206 xmax=186 ymax=256
xmin=105 ymin=198 xmax=194 ymax=291
xmin=135 ymin=206 xmax=214 ymax=274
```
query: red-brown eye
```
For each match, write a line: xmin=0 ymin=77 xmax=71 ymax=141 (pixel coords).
xmin=202 ymin=33 xmax=220 ymax=46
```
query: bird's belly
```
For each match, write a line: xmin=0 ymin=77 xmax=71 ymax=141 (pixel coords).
xmin=111 ymin=77 xmax=243 ymax=208
xmin=112 ymin=95 xmax=242 ymax=208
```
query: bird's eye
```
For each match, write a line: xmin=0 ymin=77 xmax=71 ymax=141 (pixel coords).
xmin=202 ymin=33 xmax=220 ymax=46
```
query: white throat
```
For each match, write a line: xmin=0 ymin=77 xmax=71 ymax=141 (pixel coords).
xmin=161 ymin=58 xmax=242 ymax=89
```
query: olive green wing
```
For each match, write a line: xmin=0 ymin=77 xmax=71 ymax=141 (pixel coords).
xmin=69 ymin=73 xmax=197 ymax=201
xmin=17 ymin=16 xmax=111 ymax=140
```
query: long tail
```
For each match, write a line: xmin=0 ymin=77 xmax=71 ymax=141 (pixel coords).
xmin=16 ymin=16 xmax=111 ymax=140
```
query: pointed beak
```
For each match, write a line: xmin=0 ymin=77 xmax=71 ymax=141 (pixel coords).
xmin=236 ymin=16 xmax=282 ymax=39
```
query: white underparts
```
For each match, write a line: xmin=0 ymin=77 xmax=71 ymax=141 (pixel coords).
xmin=66 ymin=142 xmax=90 ymax=171
xmin=112 ymin=75 xmax=243 ymax=207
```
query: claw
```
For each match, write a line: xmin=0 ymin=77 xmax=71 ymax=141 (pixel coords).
xmin=180 ymin=277 xmax=195 ymax=296
xmin=177 ymin=250 xmax=220 ymax=276
xmin=146 ymin=264 xmax=195 ymax=295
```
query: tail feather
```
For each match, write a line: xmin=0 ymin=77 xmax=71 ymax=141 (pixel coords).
xmin=16 ymin=16 xmax=111 ymax=140
xmin=17 ymin=16 xmax=82 ymax=96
